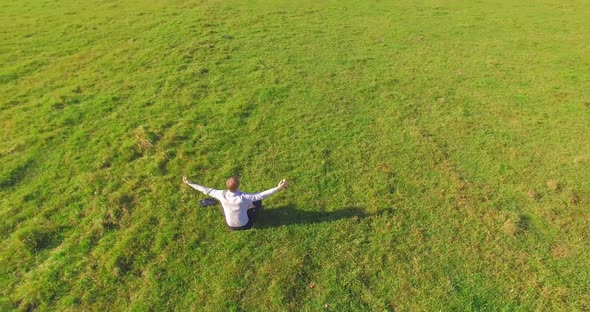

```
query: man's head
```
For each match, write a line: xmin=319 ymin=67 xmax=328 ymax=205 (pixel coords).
xmin=226 ymin=176 xmax=240 ymax=192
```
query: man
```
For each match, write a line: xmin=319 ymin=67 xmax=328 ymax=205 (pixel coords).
xmin=182 ymin=175 xmax=288 ymax=230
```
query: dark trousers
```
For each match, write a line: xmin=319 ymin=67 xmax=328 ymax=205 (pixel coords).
xmin=227 ymin=200 xmax=263 ymax=231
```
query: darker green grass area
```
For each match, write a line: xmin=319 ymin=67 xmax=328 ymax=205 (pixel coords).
xmin=1 ymin=0 xmax=589 ymax=310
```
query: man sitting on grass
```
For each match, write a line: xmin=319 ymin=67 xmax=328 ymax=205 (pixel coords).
xmin=182 ymin=175 xmax=287 ymax=230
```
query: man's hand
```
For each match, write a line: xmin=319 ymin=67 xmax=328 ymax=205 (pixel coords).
xmin=278 ymin=179 xmax=288 ymax=190
xmin=182 ymin=176 xmax=190 ymax=184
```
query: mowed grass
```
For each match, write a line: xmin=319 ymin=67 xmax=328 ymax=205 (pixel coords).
xmin=1 ymin=0 xmax=590 ymax=310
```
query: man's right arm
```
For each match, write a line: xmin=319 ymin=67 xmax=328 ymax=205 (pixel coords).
xmin=243 ymin=187 xmax=280 ymax=202
xmin=243 ymin=179 xmax=287 ymax=202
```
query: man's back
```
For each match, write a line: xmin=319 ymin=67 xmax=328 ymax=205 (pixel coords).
xmin=214 ymin=190 xmax=252 ymax=227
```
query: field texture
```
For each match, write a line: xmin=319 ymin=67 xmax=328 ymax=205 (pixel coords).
xmin=1 ymin=0 xmax=590 ymax=310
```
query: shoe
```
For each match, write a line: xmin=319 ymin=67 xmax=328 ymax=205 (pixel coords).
xmin=199 ymin=198 xmax=217 ymax=207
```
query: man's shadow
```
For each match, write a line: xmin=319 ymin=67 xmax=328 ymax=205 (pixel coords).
xmin=254 ymin=205 xmax=395 ymax=228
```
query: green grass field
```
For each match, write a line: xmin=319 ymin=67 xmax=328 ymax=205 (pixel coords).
xmin=1 ymin=0 xmax=589 ymax=310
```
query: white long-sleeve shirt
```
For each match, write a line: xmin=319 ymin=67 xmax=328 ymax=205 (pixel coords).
xmin=188 ymin=183 xmax=280 ymax=227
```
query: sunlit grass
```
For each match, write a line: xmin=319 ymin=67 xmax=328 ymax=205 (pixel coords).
xmin=1 ymin=0 xmax=589 ymax=310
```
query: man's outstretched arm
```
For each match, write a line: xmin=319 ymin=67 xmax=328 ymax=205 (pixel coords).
xmin=243 ymin=179 xmax=288 ymax=202
xmin=182 ymin=176 xmax=222 ymax=198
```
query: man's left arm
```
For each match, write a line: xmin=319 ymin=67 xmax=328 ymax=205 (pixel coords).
xmin=183 ymin=176 xmax=223 ymax=199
